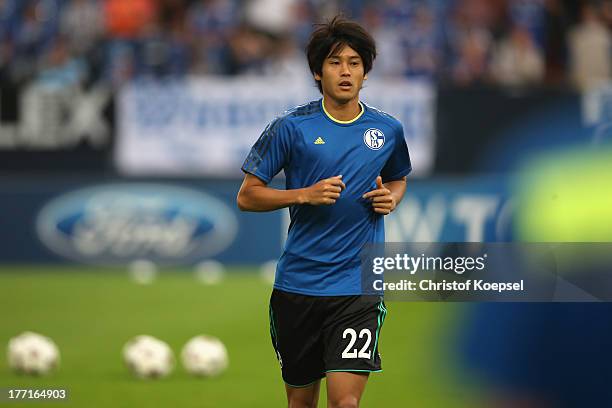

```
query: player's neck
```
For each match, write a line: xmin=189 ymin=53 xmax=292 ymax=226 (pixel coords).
xmin=322 ymin=96 xmax=362 ymax=122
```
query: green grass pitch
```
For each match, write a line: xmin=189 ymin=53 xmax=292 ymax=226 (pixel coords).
xmin=0 ymin=267 xmax=480 ymax=407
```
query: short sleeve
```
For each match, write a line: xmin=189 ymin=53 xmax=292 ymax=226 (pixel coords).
xmin=241 ymin=117 xmax=293 ymax=184
xmin=380 ymin=123 xmax=412 ymax=183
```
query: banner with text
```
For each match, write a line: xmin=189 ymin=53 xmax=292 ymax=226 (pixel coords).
xmin=0 ymin=81 xmax=114 ymax=171
xmin=116 ymin=78 xmax=435 ymax=177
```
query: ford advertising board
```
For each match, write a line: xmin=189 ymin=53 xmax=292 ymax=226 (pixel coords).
xmin=35 ymin=183 xmax=238 ymax=265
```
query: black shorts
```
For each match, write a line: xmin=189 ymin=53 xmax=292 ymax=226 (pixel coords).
xmin=268 ymin=288 xmax=387 ymax=387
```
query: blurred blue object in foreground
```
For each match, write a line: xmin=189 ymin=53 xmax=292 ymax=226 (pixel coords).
xmin=460 ymin=146 xmax=612 ymax=408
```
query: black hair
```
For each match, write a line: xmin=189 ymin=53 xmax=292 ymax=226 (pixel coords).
xmin=306 ymin=15 xmax=377 ymax=93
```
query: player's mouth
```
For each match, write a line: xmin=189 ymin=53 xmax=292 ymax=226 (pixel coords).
xmin=338 ymin=81 xmax=352 ymax=91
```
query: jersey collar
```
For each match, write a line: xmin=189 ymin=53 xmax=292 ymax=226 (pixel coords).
xmin=321 ymin=98 xmax=365 ymax=125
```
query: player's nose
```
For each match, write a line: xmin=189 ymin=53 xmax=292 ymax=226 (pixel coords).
xmin=340 ymin=62 xmax=351 ymax=75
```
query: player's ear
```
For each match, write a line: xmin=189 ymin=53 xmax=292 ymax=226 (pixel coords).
xmin=364 ymin=73 xmax=368 ymax=81
xmin=314 ymin=72 xmax=322 ymax=81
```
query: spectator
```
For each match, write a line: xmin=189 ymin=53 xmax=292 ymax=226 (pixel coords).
xmin=13 ymin=1 xmax=59 ymax=58
xmin=444 ymin=0 xmax=499 ymax=86
xmin=402 ymin=4 xmax=441 ymax=79
xmin=508 ymin=0 xmax=546 ymax=48
xmin=244 ymin=0 xmax=298 ymax=35
xmin=103 ymin=40 xmax=137 ymax=88
xmin=450 ymin=28 xmax=494 ymax=86
xmin=10 ymin=1 xmax=60 ymax=82
xmin=60 ymin=0 xmax=104 ymax=57
xmin=261 ymin=35 xmax=309 ymax=79
xmin=36 ymin=36 xmax=87 ymax=89
xmin=568 ymin=2 xmax=611 ymax=90
xmin=186 ymin=0 xmax=238 ymax=74
xmin=225 ymin=24 xmax=271 ymax=75
xmin=157 ymin=0 xmax=188 ymax=32
xmin=137 ymin=18 xmax=190 ymax=78
xmin=136 ymin=20 xmax=169 ymax=77
xmin=163 ymin=18 xmax=191 ymax=77
xmin=361 ymin=5 xmax=405 ymax=78
xmin=490 ymin=25 xmax=545 ymax=87
xmin=291 ymin=0 xmax=320 ymax=47
xmin=0 ymin=0 xmax=18 ymax=40
xmin=104 ymin=0 xmax=157 ymax=39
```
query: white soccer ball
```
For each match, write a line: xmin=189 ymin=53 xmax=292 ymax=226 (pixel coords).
xmin=260 ymin=260 xmax=277 ymax=285
xmin=181 ymin=335 xmax=228 ymax=377
xmin=123 ymin=335 xmax=174 ymax=379
xmin=128 ymin=259 xmax=157 ymax=285
xmin=7 ymin=331 xmax=60 ymax=375
xmin=194 ymin=260 xmax=225 ymax=285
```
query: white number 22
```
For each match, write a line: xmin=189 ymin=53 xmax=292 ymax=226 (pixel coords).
xmin=341 ymin=328 xmax=372 ymax=359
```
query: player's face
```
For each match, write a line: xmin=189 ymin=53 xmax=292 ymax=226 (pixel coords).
xmin=315 ymin=45 xmax=366 ymax=104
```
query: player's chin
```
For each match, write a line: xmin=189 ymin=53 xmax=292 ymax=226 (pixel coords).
xmin=332 ymin=89 xmax=358 ymax=102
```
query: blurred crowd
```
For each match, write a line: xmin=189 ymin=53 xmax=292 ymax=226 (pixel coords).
xmin=0 ymin=0 xmax=610 ymax=90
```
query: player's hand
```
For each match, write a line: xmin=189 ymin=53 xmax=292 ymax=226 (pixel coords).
xmin=303 ymin=175 xmax=346 ymax=205
xmin=363 ymin=176 xmax=396 ymax=215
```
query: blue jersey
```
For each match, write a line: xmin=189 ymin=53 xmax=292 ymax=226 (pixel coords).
xmin=242 ymin=99 xmax=412 ymax=296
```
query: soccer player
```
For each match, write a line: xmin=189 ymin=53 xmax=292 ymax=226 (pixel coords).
xmin=237 ymin=16 xmax=411 ymax=408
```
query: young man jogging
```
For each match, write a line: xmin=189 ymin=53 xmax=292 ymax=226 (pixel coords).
xmin=237 ymin=16 xmax=411 ymax=408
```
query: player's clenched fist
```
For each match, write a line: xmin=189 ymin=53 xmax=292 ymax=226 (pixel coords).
xmin=302 ymin=175 xmax=346 ymax=205
xmin=363 ymin=176 xmax=396 ymax=215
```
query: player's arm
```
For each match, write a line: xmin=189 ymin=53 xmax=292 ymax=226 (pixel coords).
xmin=362 ymin=176 xmax=407 ymax=215
xmin=237 ymin=173 xmax=346 ymax=212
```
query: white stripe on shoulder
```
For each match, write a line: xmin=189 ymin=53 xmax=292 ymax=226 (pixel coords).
xmin=362 ymin=102 xmax=395 ymax=118
xmin=283 ymin=101 xmax=317 ymax=116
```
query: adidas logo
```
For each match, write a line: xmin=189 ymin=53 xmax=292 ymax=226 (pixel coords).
xmin=314 ymin=137 xmax=325 ymax=145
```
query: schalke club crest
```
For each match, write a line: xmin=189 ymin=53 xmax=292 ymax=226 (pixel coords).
xmin=363 ymin=128 xmax=385 ymax=150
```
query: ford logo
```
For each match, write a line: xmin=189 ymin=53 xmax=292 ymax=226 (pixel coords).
xmin=36 ymin=183 xmax=238 ymax=265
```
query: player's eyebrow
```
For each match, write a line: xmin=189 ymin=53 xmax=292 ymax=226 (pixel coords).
xmin=327 ymin=55 xmax=361 ymax=60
